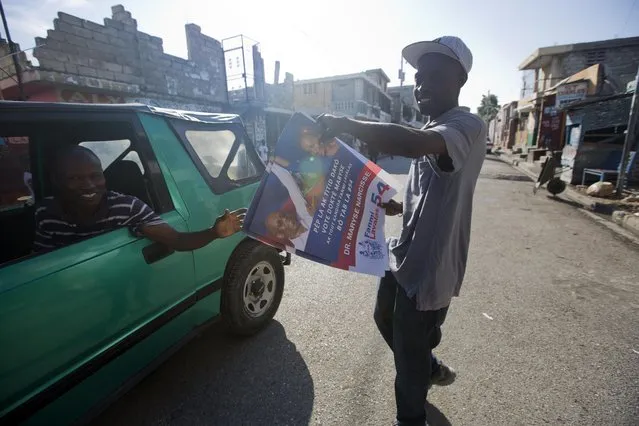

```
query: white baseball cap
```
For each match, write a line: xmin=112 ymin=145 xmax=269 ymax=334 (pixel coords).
xmin=402 ymin=36 xmax=473 ymax=76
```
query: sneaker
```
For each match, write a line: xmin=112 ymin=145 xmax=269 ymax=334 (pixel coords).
xmin=430 ymin=361 xmax=456 ymax=387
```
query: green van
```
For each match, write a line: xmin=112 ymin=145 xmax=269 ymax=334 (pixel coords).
xmin=0 ymin=102 xmax=288 ymax=425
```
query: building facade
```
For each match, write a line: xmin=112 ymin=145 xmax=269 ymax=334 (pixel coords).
xmin=0 ymin=6 xmax=296 ymax=156
xmin=293 ymin=69 xmax=392 ymax=123
xmin=224 ymin=36 xmax=295 ymax=156
xmin=560 ymin=93 xmax=634 ymax=184
xmin=0 ymin=6 xmax=228 ymax=111
xmin=519 ymin=36 xmax=639 ymax=99
xmin=387 ymin=85 xmax=425 ymax=128
xmin=492 ymin=101 xmax=519 ymax=150
xmin=512 ymin=36 xmax=639 ymax=153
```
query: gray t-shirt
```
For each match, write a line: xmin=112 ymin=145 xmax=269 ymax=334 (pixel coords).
xmin=388 ymin=107 xmax=486 ymax=311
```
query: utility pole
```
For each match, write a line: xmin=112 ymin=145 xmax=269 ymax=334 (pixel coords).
xmin=398 ymin=55 xmax=405 ymax=124
xmin=0 ymin=0 xmax=25 ymax=101
xmin=240 ymin=35 xmax=249 ymax=103
xmin=616 ymin=65 xmax=639 ymax=196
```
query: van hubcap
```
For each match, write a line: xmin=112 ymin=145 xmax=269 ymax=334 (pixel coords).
xmin=243 ymin=261 xmax=276 ymax=317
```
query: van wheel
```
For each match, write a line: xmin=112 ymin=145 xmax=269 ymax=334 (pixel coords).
xmin=221 ymin=241 xmax=284 ymax=335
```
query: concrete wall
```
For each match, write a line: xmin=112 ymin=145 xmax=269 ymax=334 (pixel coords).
xmin=364 ymin=70 xmax=388 ymax=91
xmin=30 ymin=5 xmax=227 ymax=107
xmin=265 ymin=72 xmax=294 ymax=110
xmin=0 ymin=39 xmax=32 ymax=79
xmin=388 ymin=85 xmax=421 ymax=126
xmin=493 ymin=102 xmax=518 ymax=149
xmin=243 ymin=112 xmax=267 ymax=148
xmin=252 ymin=45 xmax=265 ymax=102
xmin=527 ymin=42 xmax=639 ymax=98
xmin=294 ymin=81 xmax=332 ymax=112
xmin=354 ymin=79 xmax=365 ymax=100
xmin=560 ymin=96 xmax=632 ymax=184
xmin=560 ymin=45 xmax=639 ymax=89
xmin=331 ymin=79 xmax=356 ymax=101
xmin=294 ymin=72 xmax=392 ymax=118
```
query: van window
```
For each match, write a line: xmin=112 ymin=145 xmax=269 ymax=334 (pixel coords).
xmin=80 ymin=139 xmax=144 ymax=174
xmin=0 ymin=117 xmax=172 ymax=267
xmin=228 ymin=143 xmax=258 ymax=181
xmin=171 ymin=120 xmax=264 ymax=194
xmin=0 ymin=136 xmax=32 ymax=211
xmin=184 ymin=130 xmax=236 ymax=178
xmin=80 ymin=140 xmax=131 ymax=168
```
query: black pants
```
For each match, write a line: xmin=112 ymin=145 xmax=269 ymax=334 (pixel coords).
xmin=374 ymin=271 xmax=449 ymax=426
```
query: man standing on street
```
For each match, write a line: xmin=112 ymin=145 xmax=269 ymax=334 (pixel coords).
xmin=319 ymin=36 xmax=486 ymax=426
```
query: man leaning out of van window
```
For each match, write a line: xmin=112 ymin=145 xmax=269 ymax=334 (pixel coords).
xmin=33 ymin=146 xmax=246 ymax=253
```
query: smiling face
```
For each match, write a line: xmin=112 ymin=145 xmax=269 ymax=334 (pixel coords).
xmin=54 ymin=147 xmax=106 ymax=212
xmin=300 ymin=132 xmax=323 ymax=156
xmin=414 ymin=53 xmax=466 ymax=118
xmin=265 ymin=211 xmax=306 ymax=241
xmin=300 ymin=131 xmax=339 ymax=157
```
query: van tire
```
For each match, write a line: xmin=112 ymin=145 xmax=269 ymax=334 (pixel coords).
xmin=221 ymin=240 xmax=285 ymax=336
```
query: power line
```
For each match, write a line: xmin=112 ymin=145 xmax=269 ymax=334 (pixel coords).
xmin=0 ymin=64 xmax=19 ymax=83
xmin=0 ymin=0 xmax=25 ymax=100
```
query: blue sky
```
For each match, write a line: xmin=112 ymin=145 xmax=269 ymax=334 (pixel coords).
xmin=5 ymin=0 xmax=639 ymax=111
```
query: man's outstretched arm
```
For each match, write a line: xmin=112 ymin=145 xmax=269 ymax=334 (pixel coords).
xmin=138 ymin=209 xmax=246 ymax=252
xmin=318 ymin=115 xmax=447 ymax=158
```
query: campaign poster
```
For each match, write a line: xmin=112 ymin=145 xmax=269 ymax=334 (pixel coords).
xmin=243 ymin=113 xmax=397 ymax=277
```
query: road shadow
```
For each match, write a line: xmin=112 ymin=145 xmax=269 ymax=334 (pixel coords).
xmin=480 ymin=173 xmax=534 ymax=182
xmin=93 ymin=321 xmax=313 ymax=426
xmin=545 ymin=194 xmax=584 ymax=209
xmin=377 ymin=156 xmax=412 ymax=175
xmin=426 ymin=401 xmax=452 ymax=426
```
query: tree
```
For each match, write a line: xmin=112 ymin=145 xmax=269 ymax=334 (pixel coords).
xmin=477 ymin=93 xmax=500 ymax=122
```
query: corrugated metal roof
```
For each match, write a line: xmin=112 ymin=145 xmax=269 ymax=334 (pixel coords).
xmin=557 ymin=92 xmax=633 ymax=110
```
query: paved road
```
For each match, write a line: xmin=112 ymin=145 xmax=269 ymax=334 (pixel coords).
xmin=93 ymin=157 xmax=639 ymax=426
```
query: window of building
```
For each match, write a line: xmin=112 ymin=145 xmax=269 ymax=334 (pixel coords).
xmin=303 ymin=83 xmax=319 ymax=95
xmin=303 ymin=83 xmax=317 ymax=96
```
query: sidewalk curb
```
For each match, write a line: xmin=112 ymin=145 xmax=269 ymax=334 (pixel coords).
xmin=493 ymin=153 xmax=639 ymax=246
xmin=578 ymin=210 xmax=639 ymax=247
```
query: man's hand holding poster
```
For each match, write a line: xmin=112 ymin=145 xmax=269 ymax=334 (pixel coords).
xmin=244 ymin=113 xmax=397 ymax=277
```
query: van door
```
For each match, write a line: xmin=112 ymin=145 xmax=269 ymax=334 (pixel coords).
xmin=0 ymin=111 xmax=195 ymax=423
xmin=144 ymin=115 xmax=263 ymax=297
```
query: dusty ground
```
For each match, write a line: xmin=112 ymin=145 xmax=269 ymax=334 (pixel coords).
xmin=93 ymin=157 xmax=639 ymax=426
